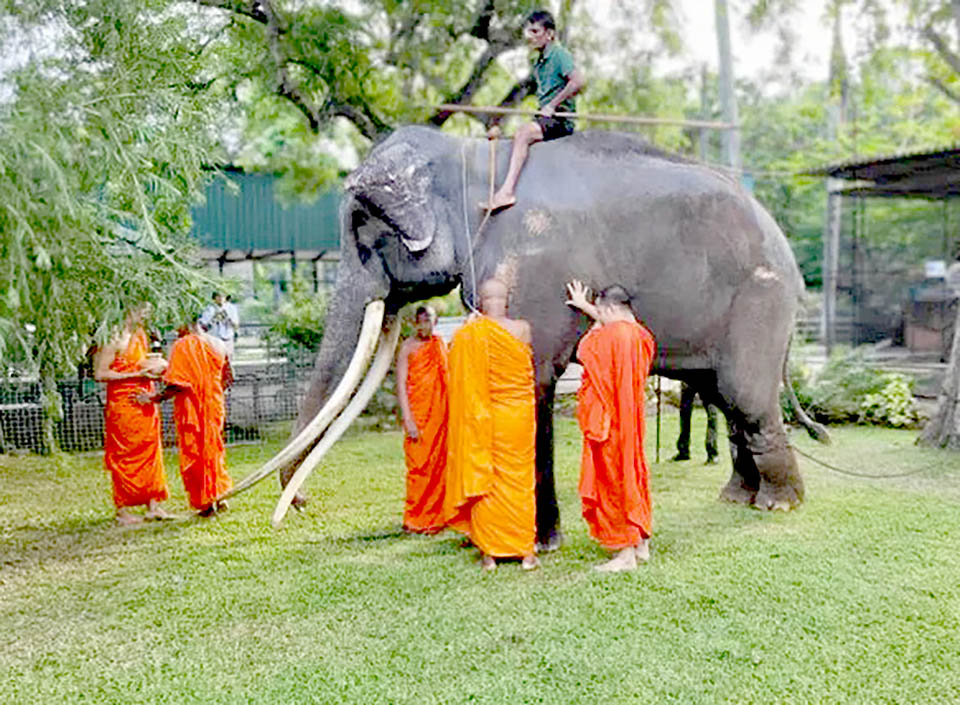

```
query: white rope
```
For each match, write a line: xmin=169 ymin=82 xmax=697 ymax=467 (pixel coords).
xmin=459 ymin=140 xmax=480 ymax=314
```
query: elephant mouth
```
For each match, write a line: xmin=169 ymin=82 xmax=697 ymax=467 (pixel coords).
xmin=218 ymin=300 xmax=402 ymax=526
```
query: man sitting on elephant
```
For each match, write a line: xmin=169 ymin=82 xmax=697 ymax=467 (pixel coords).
xmin=481 ymin=9 xmax=585 ymax=212
xmin=444 ymin=279 xmax=539 ymax=572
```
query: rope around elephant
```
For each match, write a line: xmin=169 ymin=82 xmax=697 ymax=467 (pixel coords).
xmin=790 ymin=442 xmax=931 ymax=480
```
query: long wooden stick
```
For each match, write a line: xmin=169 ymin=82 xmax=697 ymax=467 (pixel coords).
xmin=435 ymin=103 xmax=737 ymax=130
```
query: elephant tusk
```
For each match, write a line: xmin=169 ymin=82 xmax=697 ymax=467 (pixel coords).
xmin=270 ymin=314 xmax=401 ymax=528
xmin=218 ymin=300 xmax=386 ymax=502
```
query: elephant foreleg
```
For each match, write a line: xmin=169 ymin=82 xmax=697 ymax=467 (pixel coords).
xmin=535 ymin=380 xmax=562 ymax=550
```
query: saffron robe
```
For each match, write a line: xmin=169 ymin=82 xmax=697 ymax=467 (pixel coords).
xmin=164 ymin=333 xmax=232 ymax=509
xmin=403 ymin=335 xmax=449 ymax=533
xmin=104 ymin=329 xmax=168 ymax=508
xmin=577 ymin=320 xmax=656 ymax=549
xmin=445 ymin=317 xmax=536 ymax=558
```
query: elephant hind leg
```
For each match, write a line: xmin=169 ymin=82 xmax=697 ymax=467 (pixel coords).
xmin=751 ymin=430 xmax=804 ymax=510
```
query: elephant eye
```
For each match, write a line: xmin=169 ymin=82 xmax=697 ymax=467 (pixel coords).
xmin=357 ymin=243 xmax=372 ymax=265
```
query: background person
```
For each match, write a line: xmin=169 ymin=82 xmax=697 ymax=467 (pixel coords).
xmin=199 ymin=291 xmax=239 ymax=359
xmin=396 ymin=305 xmax=449 ymax=534
xmin=566 ymin=280 xmax=655 ymax=572
xmin=674 ymin=382 xmax=720 ymax=464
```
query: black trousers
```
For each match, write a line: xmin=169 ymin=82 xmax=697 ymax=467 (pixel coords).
xmin=676 ymin=382 xmax=719 ymax=459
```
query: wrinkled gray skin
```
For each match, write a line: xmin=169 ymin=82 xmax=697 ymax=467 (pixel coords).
xmin=290 ymin=125 xmax=805 ymax=544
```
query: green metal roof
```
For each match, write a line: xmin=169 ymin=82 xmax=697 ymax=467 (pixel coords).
xmin=191 ymin=171 xmax=341 ymax=253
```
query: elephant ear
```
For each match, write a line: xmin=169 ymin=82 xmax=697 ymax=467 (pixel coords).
xmin=344 ymin=142 xmax=436 ymax=253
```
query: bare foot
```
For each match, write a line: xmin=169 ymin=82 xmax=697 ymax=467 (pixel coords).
xmin=635 ymin=539 xmax=650 ymax=563
xmin=594 ymin=547 xmax=637 ymax=573
xmin=481 ymin=555 xmax=497 ymax=573
xmin=144 ymin=508 xmax=176 ymax=521
xmin=145 ymin=502 xmax=176 ymax=521
xmin=197 ymin=504 xmax=217 ymax=518
xmin=116 ymin=511 xmax=143 ymax=526
xmin=521 ymin=555 xmax=540 ymax=572
xmin=479 ymin=190 xmax=516 ymax=212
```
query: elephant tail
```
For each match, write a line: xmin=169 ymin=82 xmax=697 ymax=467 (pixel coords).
xmin=783 ymin=339 xmax=831 ymax=444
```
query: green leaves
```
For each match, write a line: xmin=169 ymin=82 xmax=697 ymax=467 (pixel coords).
xmin=1 ymin=2 xmax=220 ymax=377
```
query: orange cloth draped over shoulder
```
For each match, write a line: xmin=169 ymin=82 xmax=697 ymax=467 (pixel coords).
xmin=403 ymin=335 xmax=449 ymax=533
xmin=104 ymin=329 xmax=168 ymax=508
xmin=444 ymin=317 xmax=536 ymax=558
xmin=163 ymin=333 xmax=232 ymax=509
xmin=577 ymin=320 xmax=656 ymax=549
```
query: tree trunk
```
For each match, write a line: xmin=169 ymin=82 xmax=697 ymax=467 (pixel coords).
xmin=714 ymin=0 xmax=741 ymax=171
xmin=919 ymin=300 xmax=960 ymax=449
xmin=39 ymin=360 xmax=62 ymax=455
xmin=821 ymin=5 xmax=848 ymax=353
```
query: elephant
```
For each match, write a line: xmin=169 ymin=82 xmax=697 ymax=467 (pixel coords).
xmin=226 ymin=125 xmax=825 ymax=537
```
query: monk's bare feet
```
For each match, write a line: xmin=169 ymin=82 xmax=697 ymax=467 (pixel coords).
xmin=145 ymin=501 xmax=176 ymax=521
xmin=594 ymin=547 xmax=637 ymax=573
xmin=479 ymin=189 xmax=516 ymax=212
xmin=197 ymin=504 xmax=217 ymax=518
xmin=116 ymin=510 xmax=142 ymax=526
xmin=481 ymin=555 xmax=497 ymax=573
xmin=635 ymin=539 xmax=650 ymax=563
xmin=521 ymin=555 xmax=540 ymax=572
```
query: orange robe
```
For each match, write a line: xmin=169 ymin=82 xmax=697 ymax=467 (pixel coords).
xmin=164 ymin=333 xmax=232 ymax=509
xmin=444 ymin=317 xmax=536 ymax=558
xmin=577 ymin=320 xmax=656 ymax=549
xmin=403 ymin=335 xmax=449 ymax=533
xmin=104 ymin=329 xmax=168 ymax=508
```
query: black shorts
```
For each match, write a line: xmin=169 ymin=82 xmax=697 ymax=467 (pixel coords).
xmin=536 ymin=115 xmax=575 ymax=142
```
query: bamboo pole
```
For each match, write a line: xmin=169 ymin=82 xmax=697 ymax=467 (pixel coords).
xmin=434 ymin=103 xmax=737 ymax=131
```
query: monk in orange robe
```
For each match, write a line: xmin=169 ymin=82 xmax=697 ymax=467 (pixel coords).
xmin=445 ymin=279 xmax=539 ymax=572
xmin=140 ymin=320 xmax=232 ymax=516
xmin=396 ymin=306 xmax=449 ymax=534
xmin=95 ymin=303 xmax=172 ymax=525
xmin=566 ymin=280 xmax=656 ymax=572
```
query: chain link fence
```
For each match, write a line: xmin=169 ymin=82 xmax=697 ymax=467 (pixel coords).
xmin=0 ymin=329 xmax=316 ymax=455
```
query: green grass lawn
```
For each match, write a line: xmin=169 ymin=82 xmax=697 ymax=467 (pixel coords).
xmin=2 ymin=412 xmax=960 ymax=704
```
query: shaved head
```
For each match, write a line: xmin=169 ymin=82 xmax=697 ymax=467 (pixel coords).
xmin=479 ymin=279 xmax=509 ymax=316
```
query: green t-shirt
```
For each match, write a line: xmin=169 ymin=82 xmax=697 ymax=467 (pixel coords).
xmin=532 ymin=42 xmax=576 ymax=114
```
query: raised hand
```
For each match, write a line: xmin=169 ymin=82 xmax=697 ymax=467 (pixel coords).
xmin=565 ymin=279 xmax=591 ymax=310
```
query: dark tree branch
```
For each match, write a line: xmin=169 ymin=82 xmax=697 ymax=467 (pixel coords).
xmin=469 ymin=0 xmax=496 ymax=39
xmin=924 ymin=24 xmax=960 ymax=77
xmin=188 ymin=0 xmax=269 ymax=25
xmin=926 ymin=75 xmax=960 ymax=105
xmin=427 ymin=2 xmax=523 ymax=127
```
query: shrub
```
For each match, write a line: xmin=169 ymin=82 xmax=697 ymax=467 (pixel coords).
xmin=782 ymin=347 xmax=922 ymax=429
xmin=264 ymin=272 xmax=325 ymax=360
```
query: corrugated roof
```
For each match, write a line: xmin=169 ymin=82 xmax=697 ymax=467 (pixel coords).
xmin=806 ymin=145 xmax=960 ymax=199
